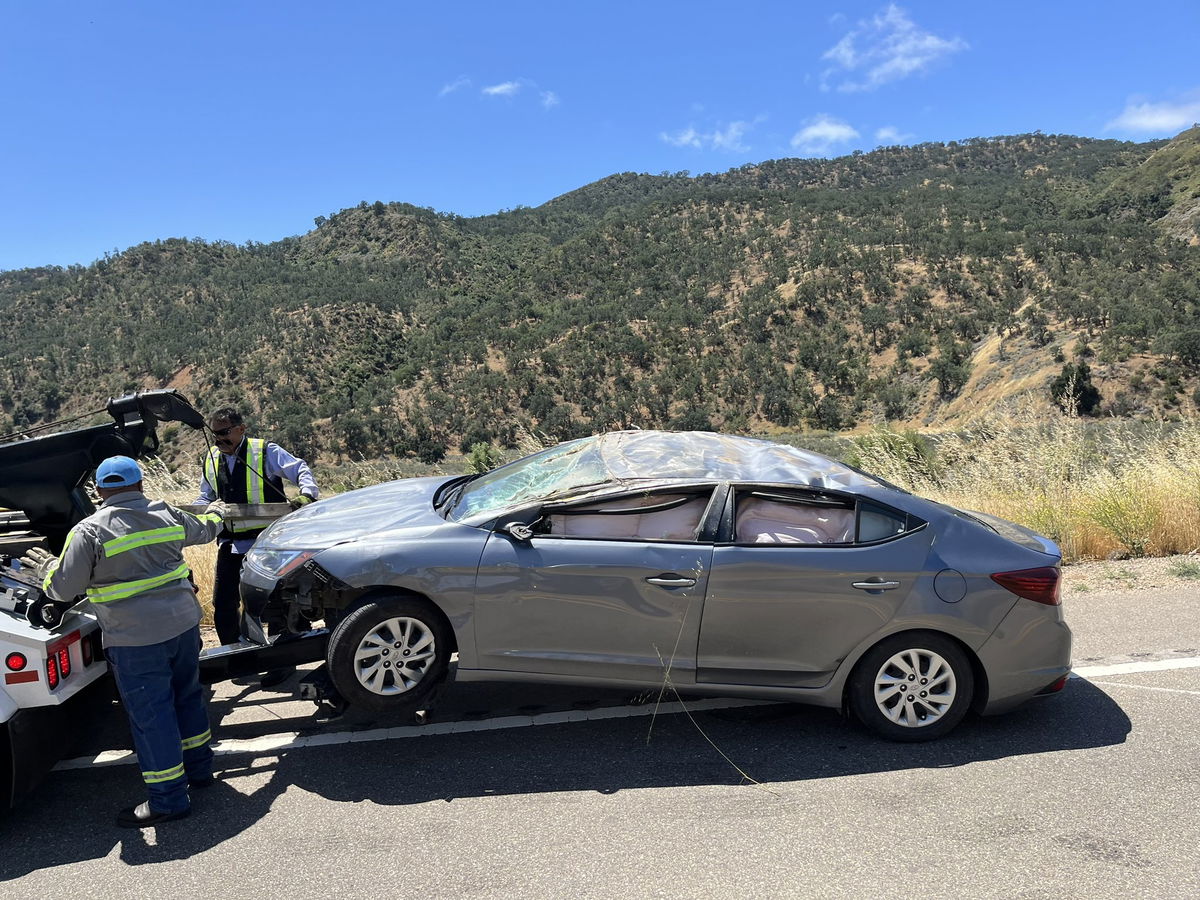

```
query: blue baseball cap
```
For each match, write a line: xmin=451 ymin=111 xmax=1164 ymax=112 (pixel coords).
xmin=95 ymin=456 xmax=143 ymax=488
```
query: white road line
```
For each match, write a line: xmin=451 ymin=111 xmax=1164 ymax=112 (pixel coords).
xmin=53 ymin=697 xmax=776 ymax=771
xmin=52 ymin=656 xmax=1200 ymax=773
xmin=1088 ymin=681 xmax=1200 ymax=697
xmin=1072 ymin=657 xmax=1200 ymax=678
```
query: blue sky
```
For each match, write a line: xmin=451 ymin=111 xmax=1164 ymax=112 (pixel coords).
xmin=3 ymin=1 xmax=1198 ymax=271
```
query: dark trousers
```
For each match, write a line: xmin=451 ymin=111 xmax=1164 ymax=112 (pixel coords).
xmin=106 ymin=626 xmax=213 ymax=814
xmin=212 ymin=542 xmax=247 ymax=645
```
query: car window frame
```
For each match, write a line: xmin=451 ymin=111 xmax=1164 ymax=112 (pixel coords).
xmin=718 ymin=483 xmax=926 ymax=547
xmin=518 ymin=483 xmax=724 ymax=545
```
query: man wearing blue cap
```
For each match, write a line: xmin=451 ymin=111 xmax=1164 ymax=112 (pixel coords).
xmin=20 ymin=455 xmax=228 ymax=828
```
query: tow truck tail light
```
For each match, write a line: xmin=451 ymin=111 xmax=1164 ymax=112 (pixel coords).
xmin=80 ymin=631 xmax=103 ymax=666
xmin=57 ymin=646 xmax=71 ymax=679
xmin=47 ymin=655 xmax=59 ymax=689
xmin=991 ymin=567 xmax=1061 ymax=606
xmin=5 ymin=652 xmax=26 ymax=671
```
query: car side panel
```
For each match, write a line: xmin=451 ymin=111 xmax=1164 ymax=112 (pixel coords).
xmin=699 ymin=531 xmax=936 ymax=687
xmin=298 ymin=524 xmax=491 ymax=667
xmin=473 ymin=533 xmax=711 ymax=683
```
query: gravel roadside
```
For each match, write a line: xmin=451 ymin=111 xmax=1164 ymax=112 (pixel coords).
xmin=1063 ymin=552 xmax=1200 ymax=598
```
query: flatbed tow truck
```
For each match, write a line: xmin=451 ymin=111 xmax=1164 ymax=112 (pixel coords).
xmin=0 ymin=390 xmax=330 ymax=809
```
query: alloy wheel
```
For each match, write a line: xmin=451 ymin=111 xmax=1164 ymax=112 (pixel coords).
xmin=872 ymin=648 xmax=957 ymax=727
xmin=352 ymin=616 xmax=437 ymax=695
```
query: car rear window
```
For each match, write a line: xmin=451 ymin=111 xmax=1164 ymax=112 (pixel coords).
xmin=730 ymin=490 xmax=921 ymax=545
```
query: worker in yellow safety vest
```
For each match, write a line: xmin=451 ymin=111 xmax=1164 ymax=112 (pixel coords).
xmin=22 ymin=455 xmax=227 ymax=827
xmin=194 ymin=406 xmax=318 ymax=684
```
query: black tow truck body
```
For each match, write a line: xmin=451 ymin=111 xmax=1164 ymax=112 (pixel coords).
xmin=0 ymin=390 xmax=207 ymax=809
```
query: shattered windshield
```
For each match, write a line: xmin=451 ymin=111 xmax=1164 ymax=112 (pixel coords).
xmin=446 ymin=431 xmax=884 ymax=522
xmin=449 ymin=437 xmax=607 ymax=520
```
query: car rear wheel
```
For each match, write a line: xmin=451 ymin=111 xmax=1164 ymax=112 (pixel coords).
xmin=849 ymin=632 xmax=974 ymax=741
xmin=326 ymin=596 xmax=451 ymax=714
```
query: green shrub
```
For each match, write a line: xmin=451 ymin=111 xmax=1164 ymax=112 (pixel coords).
xmin=466 ymin=442 xmax=506 ymax=474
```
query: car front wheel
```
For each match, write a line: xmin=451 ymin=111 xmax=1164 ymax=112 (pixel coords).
xmin=849 ymin=632 xmax=974 ymax=741
xmin=326 ymin=596 xmax=451 ymax=714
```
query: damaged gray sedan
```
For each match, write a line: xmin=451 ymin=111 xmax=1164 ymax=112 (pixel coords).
xmin=240 ymin=431 xmax=1071 ymax=741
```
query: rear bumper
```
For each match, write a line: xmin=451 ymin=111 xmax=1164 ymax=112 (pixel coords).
xmin=977 ymin=602 xmax=1072 ymax=715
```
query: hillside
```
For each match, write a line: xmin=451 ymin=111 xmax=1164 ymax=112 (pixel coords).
xmin=2 ymin=130 xmax=1199 ymax=467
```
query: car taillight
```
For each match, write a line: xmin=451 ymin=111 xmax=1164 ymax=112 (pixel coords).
xmin=991 ymin=566 xmax=1061 ymax=606
xmin=47 ymin=655 xmax=59 ymax=689
xmin=5 ymin=652 xmax=26 ymax=671
xmin=57 ymin=646 xmax=71 ymax=679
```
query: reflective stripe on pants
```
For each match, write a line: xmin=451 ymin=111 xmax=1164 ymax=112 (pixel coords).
xmin=106 ymin=626 xmax=214 ymax=814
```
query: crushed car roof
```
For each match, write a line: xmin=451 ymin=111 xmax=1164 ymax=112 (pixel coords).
xmin=453 ymin=430 xmax=885 ymax=520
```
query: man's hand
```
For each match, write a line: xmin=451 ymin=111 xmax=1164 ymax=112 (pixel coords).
xmin=18 ymin=546 xmax=56 ymax=581
xmin=288 ymin=495 xmax=315 ymax=511
xmin=205 ymin=500 xmax=231 ymax=520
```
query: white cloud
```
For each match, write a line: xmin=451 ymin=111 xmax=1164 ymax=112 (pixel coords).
xmin=821 ymin=4 xmax=967 ymax=92
xmin=711 ymin=121 xmax=751 ymax=153
xmin=791 ymin=115 xmax=860 ymax=155
xmin=661 ymin=127 xmax=703 ymax=149
xmin=475 ymin=79 xmax=560 ymax=110
xmin=438 ymin=77 xmax=471 ymax=97
xmin=483 ymin=81 xmax=523 ymax=97
xmin=660 ymin=119 xmax=756 ymax=153
xmin=1106 ymin=95 xmax=1200 ymax=133
xmin=875 ymin=125 xmax=913 ymax=144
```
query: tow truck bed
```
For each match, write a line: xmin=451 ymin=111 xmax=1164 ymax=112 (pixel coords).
xmin=0 ymin=393 xmax=339 ymax=808
xmin=0 ymin=592 xmax=111 ymax=807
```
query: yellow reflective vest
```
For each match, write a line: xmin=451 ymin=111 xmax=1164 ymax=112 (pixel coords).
xmin=42 ymin=492 xmax=223 ymax=647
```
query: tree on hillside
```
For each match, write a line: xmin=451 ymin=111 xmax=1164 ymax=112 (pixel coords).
xmin=929 ymin=337 xmax=972 ymax=399
xmin=1156 ymin=329 xmax=1200 ymax=370
xmin=1049 ymin=363 xmax=1102 ymax=415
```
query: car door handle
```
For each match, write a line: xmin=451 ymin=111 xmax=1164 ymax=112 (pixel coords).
xmin=852 ymin=580 xmax=901 ymax=591
xmin=645 ymin=575 xmax=697 ymax=587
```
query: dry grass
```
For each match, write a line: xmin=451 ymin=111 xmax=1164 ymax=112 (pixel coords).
xmin=141 ymin=459 xmax=219 ymax=623
xmin=183 ymin=542 xmax=218 ymax=622
xmin=850 ymin=401 xmax=1200 ymax=561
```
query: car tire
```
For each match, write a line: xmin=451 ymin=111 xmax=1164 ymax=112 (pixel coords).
xmin=849 ymin=632 xmax=974 ymax=742
xmin=326 ymin=596 xmax=451 ymax=714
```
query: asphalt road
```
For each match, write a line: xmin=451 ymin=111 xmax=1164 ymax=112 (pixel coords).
xmin=2 ymin=572 xmax=1198 ymax=899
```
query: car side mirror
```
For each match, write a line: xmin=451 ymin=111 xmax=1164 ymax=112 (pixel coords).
xmin=501 ymin=521 xmax=534 ymax=542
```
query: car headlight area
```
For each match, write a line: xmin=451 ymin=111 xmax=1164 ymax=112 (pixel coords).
xmin=243 ymin=548 xmax=317 ymax=580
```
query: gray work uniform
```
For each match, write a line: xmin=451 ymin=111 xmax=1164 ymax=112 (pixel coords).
xmin=42 ymin=491 xmax=223 ymax=647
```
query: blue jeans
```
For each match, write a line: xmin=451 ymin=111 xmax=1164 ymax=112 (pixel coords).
xmin=106 ymin=626 xmax=213 ymax=814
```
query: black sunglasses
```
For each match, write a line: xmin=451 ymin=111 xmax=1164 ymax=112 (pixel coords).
xmin=213 ymin=425 xmax=242 ymax=438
